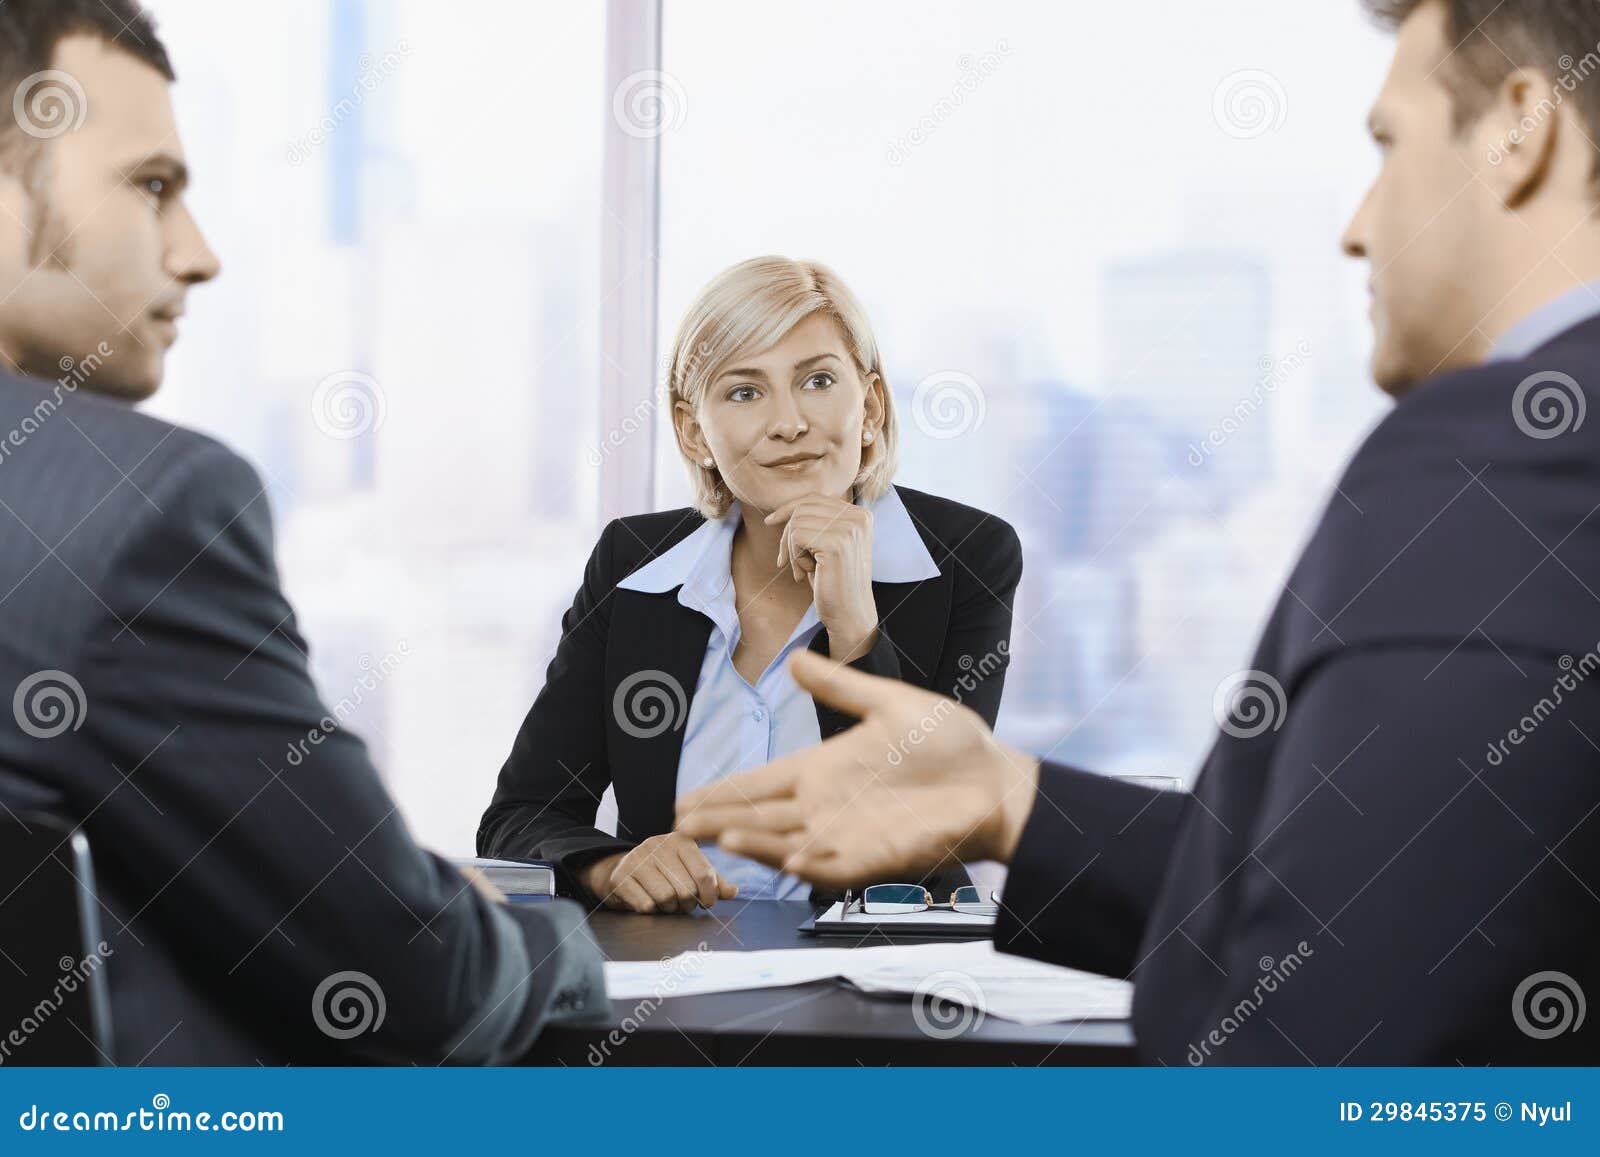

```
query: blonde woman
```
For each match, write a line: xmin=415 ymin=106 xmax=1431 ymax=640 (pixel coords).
xmin=478 ymin=256 xmax=1022 ymax=913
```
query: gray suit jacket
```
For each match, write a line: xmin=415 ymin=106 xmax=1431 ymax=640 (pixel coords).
xmin=0 ymin=369 xmax=605 ymax=1064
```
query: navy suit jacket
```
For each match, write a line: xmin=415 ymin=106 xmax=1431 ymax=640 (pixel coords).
xmin=0 ymin=370 xmax=604 ymax=1064
xmin=995 ymin=316 xmax=1600 ymax=1064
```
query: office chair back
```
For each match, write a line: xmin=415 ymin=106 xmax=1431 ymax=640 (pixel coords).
xmin=0 ymin=813 xmax=114 ymax=1065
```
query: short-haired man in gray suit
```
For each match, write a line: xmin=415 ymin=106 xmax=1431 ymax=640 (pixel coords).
xmin=0 ymin=0 xmax=606 ymax=1063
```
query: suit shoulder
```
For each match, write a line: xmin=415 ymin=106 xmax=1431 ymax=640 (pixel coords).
xmin=596 ymin=506 xmax=705 ymax=578
xmin=1352 ymin=350 xmax=1600 ymax=483
xmin=0 ymin=373 xmax=265 ymax=547
xmin=892 ymin=485 xmax=1020 ymax=568
xmin=1290 ymin=348 xmax=1600 ymax=661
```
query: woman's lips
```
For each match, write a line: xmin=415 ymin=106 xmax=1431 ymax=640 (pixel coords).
xmin=763 ymin=454 xmax=823 ymax=471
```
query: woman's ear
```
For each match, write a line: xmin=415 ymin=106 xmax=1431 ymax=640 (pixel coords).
xmin=672 ymin=399 xmax=710 ymax=464
xmin=862 ymin=371 xmax=887 ymax=437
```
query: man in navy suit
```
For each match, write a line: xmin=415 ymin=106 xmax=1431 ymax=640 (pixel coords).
xmin=0 ymin=0 xmax=605 ymax=1063
xmin=680 ymin=0 xmax=1600 ymax=1064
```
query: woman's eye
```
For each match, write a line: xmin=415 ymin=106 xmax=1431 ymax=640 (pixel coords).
xmin=727 ymin=385 xmax=758 ymax=402
xmin=802 ymin=372 xmax=835 ymax=390
xmin=134 ymin=177 xmax=166 ymax=204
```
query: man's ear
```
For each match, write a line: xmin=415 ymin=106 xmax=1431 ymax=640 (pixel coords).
xmin=1477 ymin=68 xmax=1561 ymax=208
xmin=0 ymin=170 xmax=37 ymax=285
xmin=672 ymin=398 xmax=710 ymax=463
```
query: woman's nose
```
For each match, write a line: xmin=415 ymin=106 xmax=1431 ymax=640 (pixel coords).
xmin=767 ymin=395 xmax=808 ymax=440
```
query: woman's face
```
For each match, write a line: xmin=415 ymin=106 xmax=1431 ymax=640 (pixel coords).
xmin=679 ymin=313 xmax=884 ymax=517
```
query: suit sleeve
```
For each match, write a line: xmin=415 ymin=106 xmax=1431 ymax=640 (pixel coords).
xmin=928 ymin=516 xmax=1022 ymax=728
xmin=993 ymin=765 xmax=1189 ymax=977
xmin=477 ymin=521 xmax=634 ymax=900
xmin=79 ymin=442 xmax=606 ymax=1064
xmin=1179 ymin=644 xmax=1600 ymax=1064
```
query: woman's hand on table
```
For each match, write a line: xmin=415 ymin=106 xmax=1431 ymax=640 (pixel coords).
xmin=579 ymin=832 xmax=740 ymax=914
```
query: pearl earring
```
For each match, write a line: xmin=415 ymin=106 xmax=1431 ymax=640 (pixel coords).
xmin=862 ymin=430 xmax=874 ymax=445
xmin=702 ymin=456 xmax=715 ymax=469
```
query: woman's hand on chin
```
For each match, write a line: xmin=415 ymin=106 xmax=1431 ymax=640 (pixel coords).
xmin=764 ymin=493 xmax=878 ymax=661
xmin=579 ymin=832 xmax=739 ymax=914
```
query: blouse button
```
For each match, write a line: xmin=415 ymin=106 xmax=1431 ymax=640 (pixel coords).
xmin=752 ymin=708 xmax=766 ymax=722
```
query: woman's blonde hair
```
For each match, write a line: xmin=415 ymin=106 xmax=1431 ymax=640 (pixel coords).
xmin=668 ymin=256 xmax=899 ymax=519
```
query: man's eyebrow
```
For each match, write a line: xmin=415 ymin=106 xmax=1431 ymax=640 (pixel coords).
xmin=119 ymin=152 xmax=190 ymax=187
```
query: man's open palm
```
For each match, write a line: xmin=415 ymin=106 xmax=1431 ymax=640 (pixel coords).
xmin=675 ymin=649 xmax=1039 ymax=889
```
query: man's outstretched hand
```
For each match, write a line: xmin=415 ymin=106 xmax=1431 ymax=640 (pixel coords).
xmin=675 ymin=649 xmax=1041 ymax=889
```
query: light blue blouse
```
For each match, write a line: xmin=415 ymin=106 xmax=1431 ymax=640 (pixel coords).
xmin=608 ymin=487 xmax=940 ymax=899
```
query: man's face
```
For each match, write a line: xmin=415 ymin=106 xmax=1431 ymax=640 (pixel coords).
xmin=1341 ymin=1 xmax=1499 ymax=396
xmin=0 ymin=35 xmax=219 ymax=400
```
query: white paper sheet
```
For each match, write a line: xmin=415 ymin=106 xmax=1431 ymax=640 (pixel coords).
xmin=602 ymin=939 xmax=1131 ymax=1025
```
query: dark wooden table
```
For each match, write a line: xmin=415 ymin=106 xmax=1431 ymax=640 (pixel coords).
xmin=522 ymin=899 xmax=1137 ymax=1066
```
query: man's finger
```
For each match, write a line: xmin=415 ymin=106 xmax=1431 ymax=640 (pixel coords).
xmin=676 ymin=758 xmax=802 ymax=821
xmin=719 ymin=828 xmax=805 ymax=870
xmin=679 ymin=799 xmax=807 ymax=838
xmin=717 ymin=876 xmax=740 ymax=900
xmin=787 ymin=648 xmax=897 ymax=719
xmin=781 ymin=848 xmax=874 ymax=891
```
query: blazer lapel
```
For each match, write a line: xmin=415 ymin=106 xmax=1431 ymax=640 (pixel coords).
xmin=605 ymin=590 xmax=712 ymax=840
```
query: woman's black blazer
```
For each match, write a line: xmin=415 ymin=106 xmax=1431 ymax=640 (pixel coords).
xmin=477 ymin=484 xmax=1024 ymax=902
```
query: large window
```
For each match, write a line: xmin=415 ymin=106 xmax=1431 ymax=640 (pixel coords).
xmin=144 ymin=0 xmax=1395 ymax=855
xmin=146 ymin=0 xmax=609 ymax=854
xmin=655 ymin=0 xmax=1390 ymax=777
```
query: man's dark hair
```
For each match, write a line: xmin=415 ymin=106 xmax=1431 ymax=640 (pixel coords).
xmin=0 ymin=0 xmax=172 ymax=165
xmin=1363 ymin=1 xmax=1600 ymax=137
xmin=0 ymin=0 xmax=172 ymax=90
